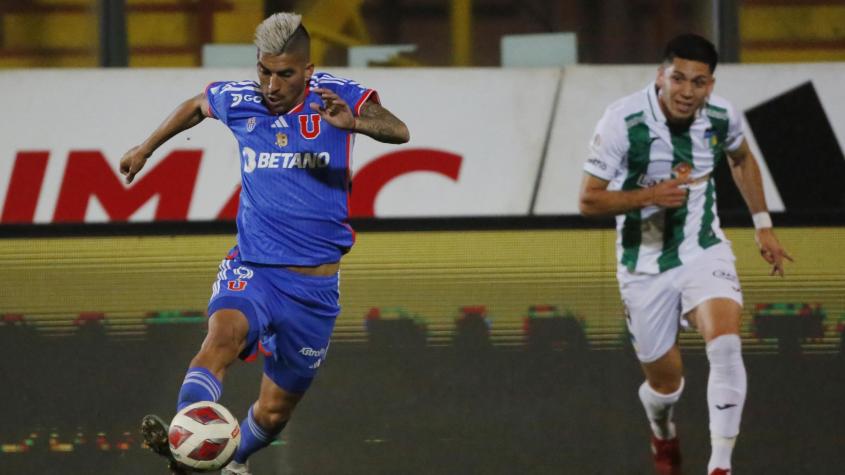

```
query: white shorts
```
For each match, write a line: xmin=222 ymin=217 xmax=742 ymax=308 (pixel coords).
xmin=618 ymin=244 xmax=743 ymax=363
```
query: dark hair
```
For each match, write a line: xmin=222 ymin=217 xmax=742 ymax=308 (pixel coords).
xmin=283 ymin=25 xmax=311 ymax=58
xmin=287 ymin=25 xmax=310 ymax=50
xmin=663 ymin=34 xmax=718 ymax=73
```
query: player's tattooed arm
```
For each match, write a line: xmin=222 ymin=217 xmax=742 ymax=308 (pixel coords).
xmin=355 ymin=100 xmax=410 ymax=144
xmin=310 ymin=88 xmax=409 ymax=144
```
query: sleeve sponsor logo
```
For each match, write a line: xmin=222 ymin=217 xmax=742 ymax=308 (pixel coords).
xmin=586 ymin=157 xmax=608 ymax=170
xmin=230 ymin=94 xmax=262 ymax=108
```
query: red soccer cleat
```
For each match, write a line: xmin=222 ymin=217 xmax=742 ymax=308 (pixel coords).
xmin=709 ymin=469 xmax=731 ymax=475
xmin=650 ymin=435 xmax=682 ymax=475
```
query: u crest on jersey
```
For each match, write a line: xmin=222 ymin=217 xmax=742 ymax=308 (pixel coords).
xmin=299 ymin=114 xmax=321 ymax=139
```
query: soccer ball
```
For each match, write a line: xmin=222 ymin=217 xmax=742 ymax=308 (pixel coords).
xmin=168 ymin=401 xmax=241 ymax=471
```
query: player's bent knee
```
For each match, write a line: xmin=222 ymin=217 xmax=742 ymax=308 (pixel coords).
xmin=648 ymin=377 xmax=683 ymax=395
xmin=706 ymin=334 xmax=743 ymax=362
xmin=641 ymin=346 xmax=683 ymax=394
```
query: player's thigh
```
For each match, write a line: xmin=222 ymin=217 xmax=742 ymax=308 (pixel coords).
xmin=619 ymin=270 xmax=683 ymax=364
xmin=263 ymin=268 xmax=340 ymax=394
xmin=686 ymin=298 xmax=742 ymax=343
xmin=203 ymin=309 xmax=250 ymax=351
xmin=207 ymin=250 xmax=270 ymax=361
xmin=679 ymin=249 xmax=743 ymax=342
xmin=262 ymin=308 xmax=336 ymax=395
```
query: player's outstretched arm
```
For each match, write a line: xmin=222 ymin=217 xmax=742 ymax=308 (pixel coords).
xmin=727 ymin=140 xmax=794 ymax=276
xmin=578 ymin=173 xmax=690 ymax=217
xmin=119 ymin=93 xmax=210 ymax=184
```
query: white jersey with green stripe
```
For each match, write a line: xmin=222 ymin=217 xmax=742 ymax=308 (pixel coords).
xmin=584 ymin=83 xmax=745 ymax=274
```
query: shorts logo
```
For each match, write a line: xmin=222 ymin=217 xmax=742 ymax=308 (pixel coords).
xmin=299 ymin=347 xmax=327 ymax=357
xmin=233 ymin=266 xmax=254 ymax=280
xmin=227 ymin=280 xmax=247 ymax=291
xmin=226 ymin=266 xmax=253 ymax=292
xmin=300 ymin=346 xmax=327 ymax=369
xmin=712 ymin=270 xmax=737 ymax=282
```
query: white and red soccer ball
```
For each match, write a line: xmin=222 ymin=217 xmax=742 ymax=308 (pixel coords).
xmin=168 ymin=402 xmax=241 ymax=471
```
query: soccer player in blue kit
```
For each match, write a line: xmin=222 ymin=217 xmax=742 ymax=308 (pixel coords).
xmin=119 ymin=13 xmax=409 ymax=474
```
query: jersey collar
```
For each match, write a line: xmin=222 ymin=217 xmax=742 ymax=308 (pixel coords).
xmin=646 ymin=82 xmax=667 ymax=123
xmin=283 ymin=86 xmax=310 ymax=115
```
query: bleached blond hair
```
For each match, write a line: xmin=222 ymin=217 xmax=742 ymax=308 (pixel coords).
xmin=254 ymin=12 xmax=308 ymax=56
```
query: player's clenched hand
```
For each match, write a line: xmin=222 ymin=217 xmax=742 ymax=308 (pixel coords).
xmin=755 ymin=228 xmax=793 ymax=277
xmin=119 ymin=145 xmax=150 ymax=185
xmin=310 ymin=88 xmax=355 ymax=130
xmin=649 ymin=176 xmax=691 ymax=208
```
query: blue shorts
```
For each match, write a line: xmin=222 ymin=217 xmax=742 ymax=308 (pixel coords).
xmin=207 ymin=246 xmax=339 ymax=393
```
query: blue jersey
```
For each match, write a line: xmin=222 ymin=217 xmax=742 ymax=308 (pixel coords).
xmin=206 ymin=72 xmax=378 ymax=265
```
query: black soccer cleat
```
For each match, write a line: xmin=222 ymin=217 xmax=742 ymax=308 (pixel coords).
xmin=141 ymin=414 xmax=191 ymax=474
xmin=141 ymin=414 xmax=171 ymax=458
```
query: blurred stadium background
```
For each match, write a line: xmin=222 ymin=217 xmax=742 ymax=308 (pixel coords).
xmin=1 ymin=1 xmax=844 ymax=474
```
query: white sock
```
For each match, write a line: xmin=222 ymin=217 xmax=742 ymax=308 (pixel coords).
xmin=709 ymin=436 xmax=736 ymax=473
xmin=638 ymin=378 xmax=684 ymax=440
xmin=706 ymin=334 xmax=747 ymax=471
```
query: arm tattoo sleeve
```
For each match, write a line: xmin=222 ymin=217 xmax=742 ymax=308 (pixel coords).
xmin=356 ymin=101 xmax=409 ymax=144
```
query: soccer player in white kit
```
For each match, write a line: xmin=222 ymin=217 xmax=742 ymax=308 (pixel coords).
xmin=578 ymin=34 xmax=792 ymax=475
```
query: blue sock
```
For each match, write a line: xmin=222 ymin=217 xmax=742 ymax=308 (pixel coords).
xmin=176 ymin=367 xmax=222 ymax=412
xmin=233 ymin=406 xmax=286 ymax=463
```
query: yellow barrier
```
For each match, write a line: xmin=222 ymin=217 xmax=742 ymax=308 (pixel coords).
xmin=0 ymin=227 xmax=842 ymax=352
